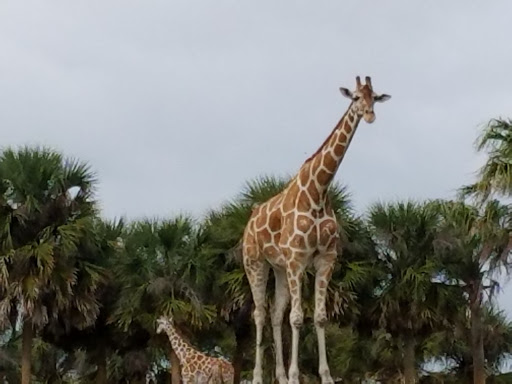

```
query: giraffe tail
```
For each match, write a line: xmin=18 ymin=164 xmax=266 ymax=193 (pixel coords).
xmin=227 ymin=239 xmax=243 ymax=264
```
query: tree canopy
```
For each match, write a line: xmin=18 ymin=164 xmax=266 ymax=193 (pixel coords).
xmin=2 ymin=114 xmax=512 ymax=384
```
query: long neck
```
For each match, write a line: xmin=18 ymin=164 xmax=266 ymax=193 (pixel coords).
xmin=164 ymin=325 xmax=195 ymax=363
xmin=299 ymin=103 xmax=361 ymax=191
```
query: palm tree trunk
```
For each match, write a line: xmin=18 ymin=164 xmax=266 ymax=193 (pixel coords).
xmin=169 ymin=347 xmax=181 ymax=384
xmin=130 ymin=375 xmax=146 ymax=384
xmin=233 ymin=326 xmax=253 ymax=384
xmin=233 ymin=332 xmax=246 ymax=384
xmin=471 ymin=302 xmax=486 ymax=384
xmin=233 ymin=298 xmax=253 ymax=384
xmin=21 ymin=321 xmax=34 ymax=384
xmin=96 ymin=344 xmax=108 ymax=384
xmin=403 ymin=336 xmax=416 ymax=384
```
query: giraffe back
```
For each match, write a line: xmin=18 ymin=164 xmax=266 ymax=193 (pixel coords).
xmin=209 ymin=357 xmax=234 ymax=383
xmin=183 ymin=354 xmax=234 ymax=384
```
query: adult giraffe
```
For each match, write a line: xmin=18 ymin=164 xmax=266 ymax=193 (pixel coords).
xmin=242 ymin=76 xmax=391 ymax=384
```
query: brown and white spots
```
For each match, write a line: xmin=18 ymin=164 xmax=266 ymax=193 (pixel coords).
xmin=242 ymin=76 xmax=390 ymax=384
xmin=287 ymin=259 xmax=300 ymax=272
xmin=312 ymin=155 xmax=322 ymax=171
xmin=316 ymin=167 xmax=331 ymax=186
xmin=268 ymin=210 xmax=281 ymax=232
xmin=156 ymin=316 xmax=234 ymax=383
xmin=296 ymin=214 xmax=314 ymax=233
xmin=299 ymin=167 xmax=310 ymax=187
xmin=289 ymin=277 xmax=298 ymax=292
xmin=307 ymin=225 xmax=319 ymax=248
xmin=255 ymin=213 xmax=267 ymax=230
xmin=319 ymin=219 xmax=337 ymax=245
xmin=282 ymin=183 xmax=299 ymax=213
xmin=289 ymin=233 xmax=307 ymax=249
xmin=263 ymin=244 xmax=280 ymax=260
xmin=344 ymin=121 xmax=353 ymax=135
xmin=296 ymin=190 xmax=311 ymax=211
xmin=257 ymin=228 xmax=272 ymax=245
xmin=267 ymin=195 xmax=281 ymax=211
xmin=333 ymin=142 xmax=345 ymax=158
xmin=306 ymin=180 xmax=320 ymax=202
xmin=322 ymin=150 xmax=337 ymax=171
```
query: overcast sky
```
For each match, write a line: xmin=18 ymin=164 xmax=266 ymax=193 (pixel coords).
xmin=2 ymin=1 xmax=512 ymax=314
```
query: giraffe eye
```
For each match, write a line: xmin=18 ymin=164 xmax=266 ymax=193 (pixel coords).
xmin=353 ymin=96 xmax=360 ymax=101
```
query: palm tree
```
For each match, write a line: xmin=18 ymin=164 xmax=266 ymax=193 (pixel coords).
xmin=112 ymin=216 xmax=216 ymax=384
xmin=30 ymin=338 xmax=77 ymax=383
xmin=460 ymin=118 xmax=512 ymax=201
xmin=0 ymin=146 xmax=99 ymax=384
xmin=40 ymin=218 xmax=125 ymax=384
xmin=0 ymin=327 xmax=81 ymax=383
xmin=423 ymin=304 xmax=512 ymax=383
xmin=367 ymin=200 xmax=455 ymax=384
xmin=0 ymin=326 xmax=20 ymax=383
xmin=483 ymin=307 xmax=512 ymax=375
xmin=435 ymin=199 xmax=512 ymax=384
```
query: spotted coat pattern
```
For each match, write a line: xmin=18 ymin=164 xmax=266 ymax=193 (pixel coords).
xmin=156 ymin=316 xmax=234 ymax=384
xmin=242 ymin=77 xmax=391 ymax=384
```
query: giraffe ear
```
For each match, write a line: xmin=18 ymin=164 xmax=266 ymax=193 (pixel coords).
xmin=339 ymin=87 xmax=353 ymax=99
xmin=374 ymin=93 xmax=391 ymax=103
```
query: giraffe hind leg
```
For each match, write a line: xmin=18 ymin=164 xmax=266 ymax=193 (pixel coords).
xmin=243 ymin=247 xmax=270 ymax=384
xmin=314 ymin=253 xmax=336 ymax=384
xmin=286 ymin=252 xmax=307 ymax=384
xmin=271 ymin=266 xmax=290 ymax=384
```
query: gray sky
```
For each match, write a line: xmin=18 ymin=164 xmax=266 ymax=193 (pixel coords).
xmin=2 ymin=1 xmax=512 ymax=314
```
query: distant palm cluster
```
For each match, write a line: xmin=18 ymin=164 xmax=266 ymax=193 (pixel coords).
xmin=1 ymin=118 xmax=512 ymax=384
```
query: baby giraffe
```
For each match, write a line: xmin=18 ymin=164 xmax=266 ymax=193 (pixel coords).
xmin=156 ymin=315 xmax=234 ymax=384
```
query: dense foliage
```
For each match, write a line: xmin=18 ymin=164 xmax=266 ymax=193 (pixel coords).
xmin=2 ymin=118 xmax=512 ymax=384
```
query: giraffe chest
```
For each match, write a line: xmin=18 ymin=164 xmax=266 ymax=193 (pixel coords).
xmin=260 ymin=211 xmax=338 ymax=269
xmin=284 ymin=212 xmax=338 ymax=252
xmin=247 ymin=196 xmax=338 ymax=268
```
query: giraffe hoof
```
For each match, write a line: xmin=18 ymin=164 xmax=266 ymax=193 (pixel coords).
xmin=252 ymin=375 xmax=263 ymax=384
xmin=320 ymin=376 xmax=334 ymax=384
xmin=288 ymin=369 xmax=300 ymax=384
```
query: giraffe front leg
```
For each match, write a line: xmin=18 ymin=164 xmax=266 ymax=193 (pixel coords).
xmin=286 ymin=254 xmax=306 ymax=384
xmin=271 ymin=267 xmax=290 ymax=384
xmin=243 ymin=254 xmax=269 ymax=384
xmin=314 ymin=253 xmax=336 ymax=384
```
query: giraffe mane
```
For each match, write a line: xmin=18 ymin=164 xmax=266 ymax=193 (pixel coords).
xmin=303 ymin=102 xmax=353 ymax=164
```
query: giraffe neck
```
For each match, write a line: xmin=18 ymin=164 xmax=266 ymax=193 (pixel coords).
xmin=164 ymin=325 xmax=195 ymax=363
xmin=300 ymin=103 xmax=361 ymax=192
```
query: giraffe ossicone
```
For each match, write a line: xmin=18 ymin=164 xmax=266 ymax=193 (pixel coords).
xmin=156 ymin=315 xmax=234 ymax=384
xmin=242 ymin=76 xmax=390 ymax=384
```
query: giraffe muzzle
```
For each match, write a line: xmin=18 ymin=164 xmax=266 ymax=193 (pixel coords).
xmin=364 ymin=112 xmax=376 ymax=123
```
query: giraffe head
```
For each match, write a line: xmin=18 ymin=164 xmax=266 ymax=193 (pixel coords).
xmin=156 ymin=315 xmax=174 ymax=335
xmin=339 ymin=76 xmax=391 ymax=123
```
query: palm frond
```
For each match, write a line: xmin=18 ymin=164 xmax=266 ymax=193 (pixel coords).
xmin=461 ymin=118 xmax=512 ymax=201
